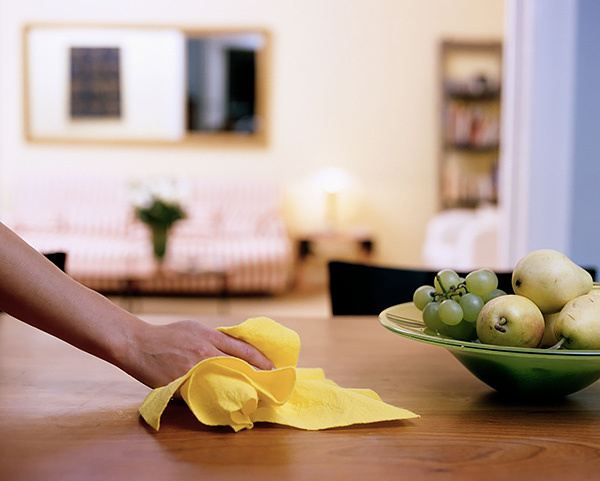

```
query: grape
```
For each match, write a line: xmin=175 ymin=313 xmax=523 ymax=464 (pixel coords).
xmin=442 ymin=319 xmax=478 ymax=341
xmin=465 ymin=269 xmax=498 ymax=297
xmin=438 ymin=299 xmax=463 ymax=326
xmin=483 ymin=288 xmax=507 ymax=303
xmin=434 ymin=269 xmax=461 ymax=294
xmin=413 ymin=285 xmax=437 ymax=311
xmin=422 ymin=301 xmax=445 ymax=332
xmin=459 ymin=292 xmax=484 ymax=323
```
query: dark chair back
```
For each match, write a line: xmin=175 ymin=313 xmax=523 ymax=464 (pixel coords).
xmin=44 ymin=252 xmax=67 ymax=272
xmin=587 ymin=267 xmax=597 ymax=281
xmin=328 ymin=261 xmax=514 ymax=316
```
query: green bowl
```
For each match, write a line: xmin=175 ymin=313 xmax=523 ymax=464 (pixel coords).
xmin=379 ymin=303 xmax=600 ymax=397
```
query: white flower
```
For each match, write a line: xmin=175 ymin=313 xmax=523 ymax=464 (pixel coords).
xmin=129 ymin=183 xmax=154 ymax=209
xmin=144 ymin=178 xmax=188 ymax=205
xmin=129 ymin=178 xmax=190 ymax=210
xmin=150 ymin=179 xmax=172 ymax=202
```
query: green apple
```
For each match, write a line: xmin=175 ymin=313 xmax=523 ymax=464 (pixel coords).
xmin=476 ymin=295 xmax=545 ymax=348
xmin=554 ymin=293 xmax=600 ymax=350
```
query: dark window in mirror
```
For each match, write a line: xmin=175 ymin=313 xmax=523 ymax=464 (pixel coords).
xmin=186 ymin=34 xmax=262 ymax=134
xmin=226 ymin=49 xmax=256 ymax=132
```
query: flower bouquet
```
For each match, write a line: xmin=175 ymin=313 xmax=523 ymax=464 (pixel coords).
xmin=130 ymin=179 xmax=188 ymax=265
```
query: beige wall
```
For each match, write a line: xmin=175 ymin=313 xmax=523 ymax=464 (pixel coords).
xmin=0 ymin=0 xmax=503 ymax=267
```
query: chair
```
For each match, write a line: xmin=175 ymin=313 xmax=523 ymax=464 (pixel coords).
xmin=327 ymin=260 xmax=514 ymax=316
xmin=44 ymin=252 xmax=67 ymax=272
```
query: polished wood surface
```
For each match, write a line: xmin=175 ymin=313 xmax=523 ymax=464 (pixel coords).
xmin=2 ymin=312 xmax=600 ymax=480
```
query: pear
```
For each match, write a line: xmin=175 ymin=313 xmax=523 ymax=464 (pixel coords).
xmin=539 ymin=312 xmax=560 ymax=348
xmin=554 ymin=293 xmax=600 ymax=350
xmin=512 ymin=249 xmax=593 ymax=314
xmin=476 ymin=295 xmax=545 ymax=348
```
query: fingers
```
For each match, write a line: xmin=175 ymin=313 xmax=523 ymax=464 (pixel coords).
xmin=213 ymin=331 xmax=275 ymax=371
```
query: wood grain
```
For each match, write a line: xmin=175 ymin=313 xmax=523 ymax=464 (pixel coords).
xmin=2 ymin=312 xmax=600 ymax=480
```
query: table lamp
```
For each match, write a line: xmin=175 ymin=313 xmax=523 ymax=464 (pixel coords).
xmin=312 ymin=167 xmax=350 ymax=232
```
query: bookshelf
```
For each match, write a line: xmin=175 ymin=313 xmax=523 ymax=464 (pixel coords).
xmin=439 ymin=40 xmax=502 ymax=209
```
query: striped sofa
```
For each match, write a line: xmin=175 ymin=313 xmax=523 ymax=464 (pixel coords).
xmin=7 ymin=174 xmax=294 ymax=295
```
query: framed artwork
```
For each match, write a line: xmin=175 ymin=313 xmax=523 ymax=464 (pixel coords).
xmin=70 ymin=47 xmax=121 ymax=118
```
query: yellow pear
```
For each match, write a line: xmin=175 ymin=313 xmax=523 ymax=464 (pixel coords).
xmin=476 ymin=295 xmax=545 ymax=348
xmin=554 ymin=293 xmax=600 ymax=350
xmin=512 ymin=249 xmax=593 ymax=314
xmin=539 ymin=312 xmax=560 ymax=348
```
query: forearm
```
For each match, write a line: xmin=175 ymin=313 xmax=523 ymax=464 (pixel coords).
xmin=0 ymin=223 xmax=273 ymax=388
xmin=0 ymin=223 xmax=142 ymax=367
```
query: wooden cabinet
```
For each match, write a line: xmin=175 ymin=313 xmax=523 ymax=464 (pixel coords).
xmin=438 ymin=40 xmax=502 ymax=209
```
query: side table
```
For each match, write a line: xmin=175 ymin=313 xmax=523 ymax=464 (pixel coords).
xmin=294 ymin=228 xmax=376 ymax=290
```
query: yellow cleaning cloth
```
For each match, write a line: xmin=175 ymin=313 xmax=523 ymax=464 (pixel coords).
xmin=139 ymin=317 xmax=418 ymax=431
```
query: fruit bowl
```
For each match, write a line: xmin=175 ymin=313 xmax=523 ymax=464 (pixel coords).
xmin=380 ymin=302 xmax=600 ymax=397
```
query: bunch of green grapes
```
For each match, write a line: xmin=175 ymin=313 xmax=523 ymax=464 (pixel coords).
xmin=412 ymin=268 xmax=506 ymax=341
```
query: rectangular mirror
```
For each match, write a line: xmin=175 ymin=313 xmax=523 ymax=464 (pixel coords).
xmin=23 ymin=24 xmax=270 ymax=146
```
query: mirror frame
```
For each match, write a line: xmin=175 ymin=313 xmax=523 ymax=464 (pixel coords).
xmin=22 ymin=24 xmax=271 ymax=148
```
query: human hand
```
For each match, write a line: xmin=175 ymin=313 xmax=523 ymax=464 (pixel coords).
xmin=0 ymin=222 xmax=274 ymax=390
xmin=122 ymin=319 xmax=275 ymax=389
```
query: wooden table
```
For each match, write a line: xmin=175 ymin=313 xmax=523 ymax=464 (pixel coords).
xmin=2 ymin=312 xmax=600 ymax=480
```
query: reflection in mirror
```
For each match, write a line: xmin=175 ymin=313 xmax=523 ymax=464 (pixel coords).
xmin=186 ymin=33 xmax=265 ymax=135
